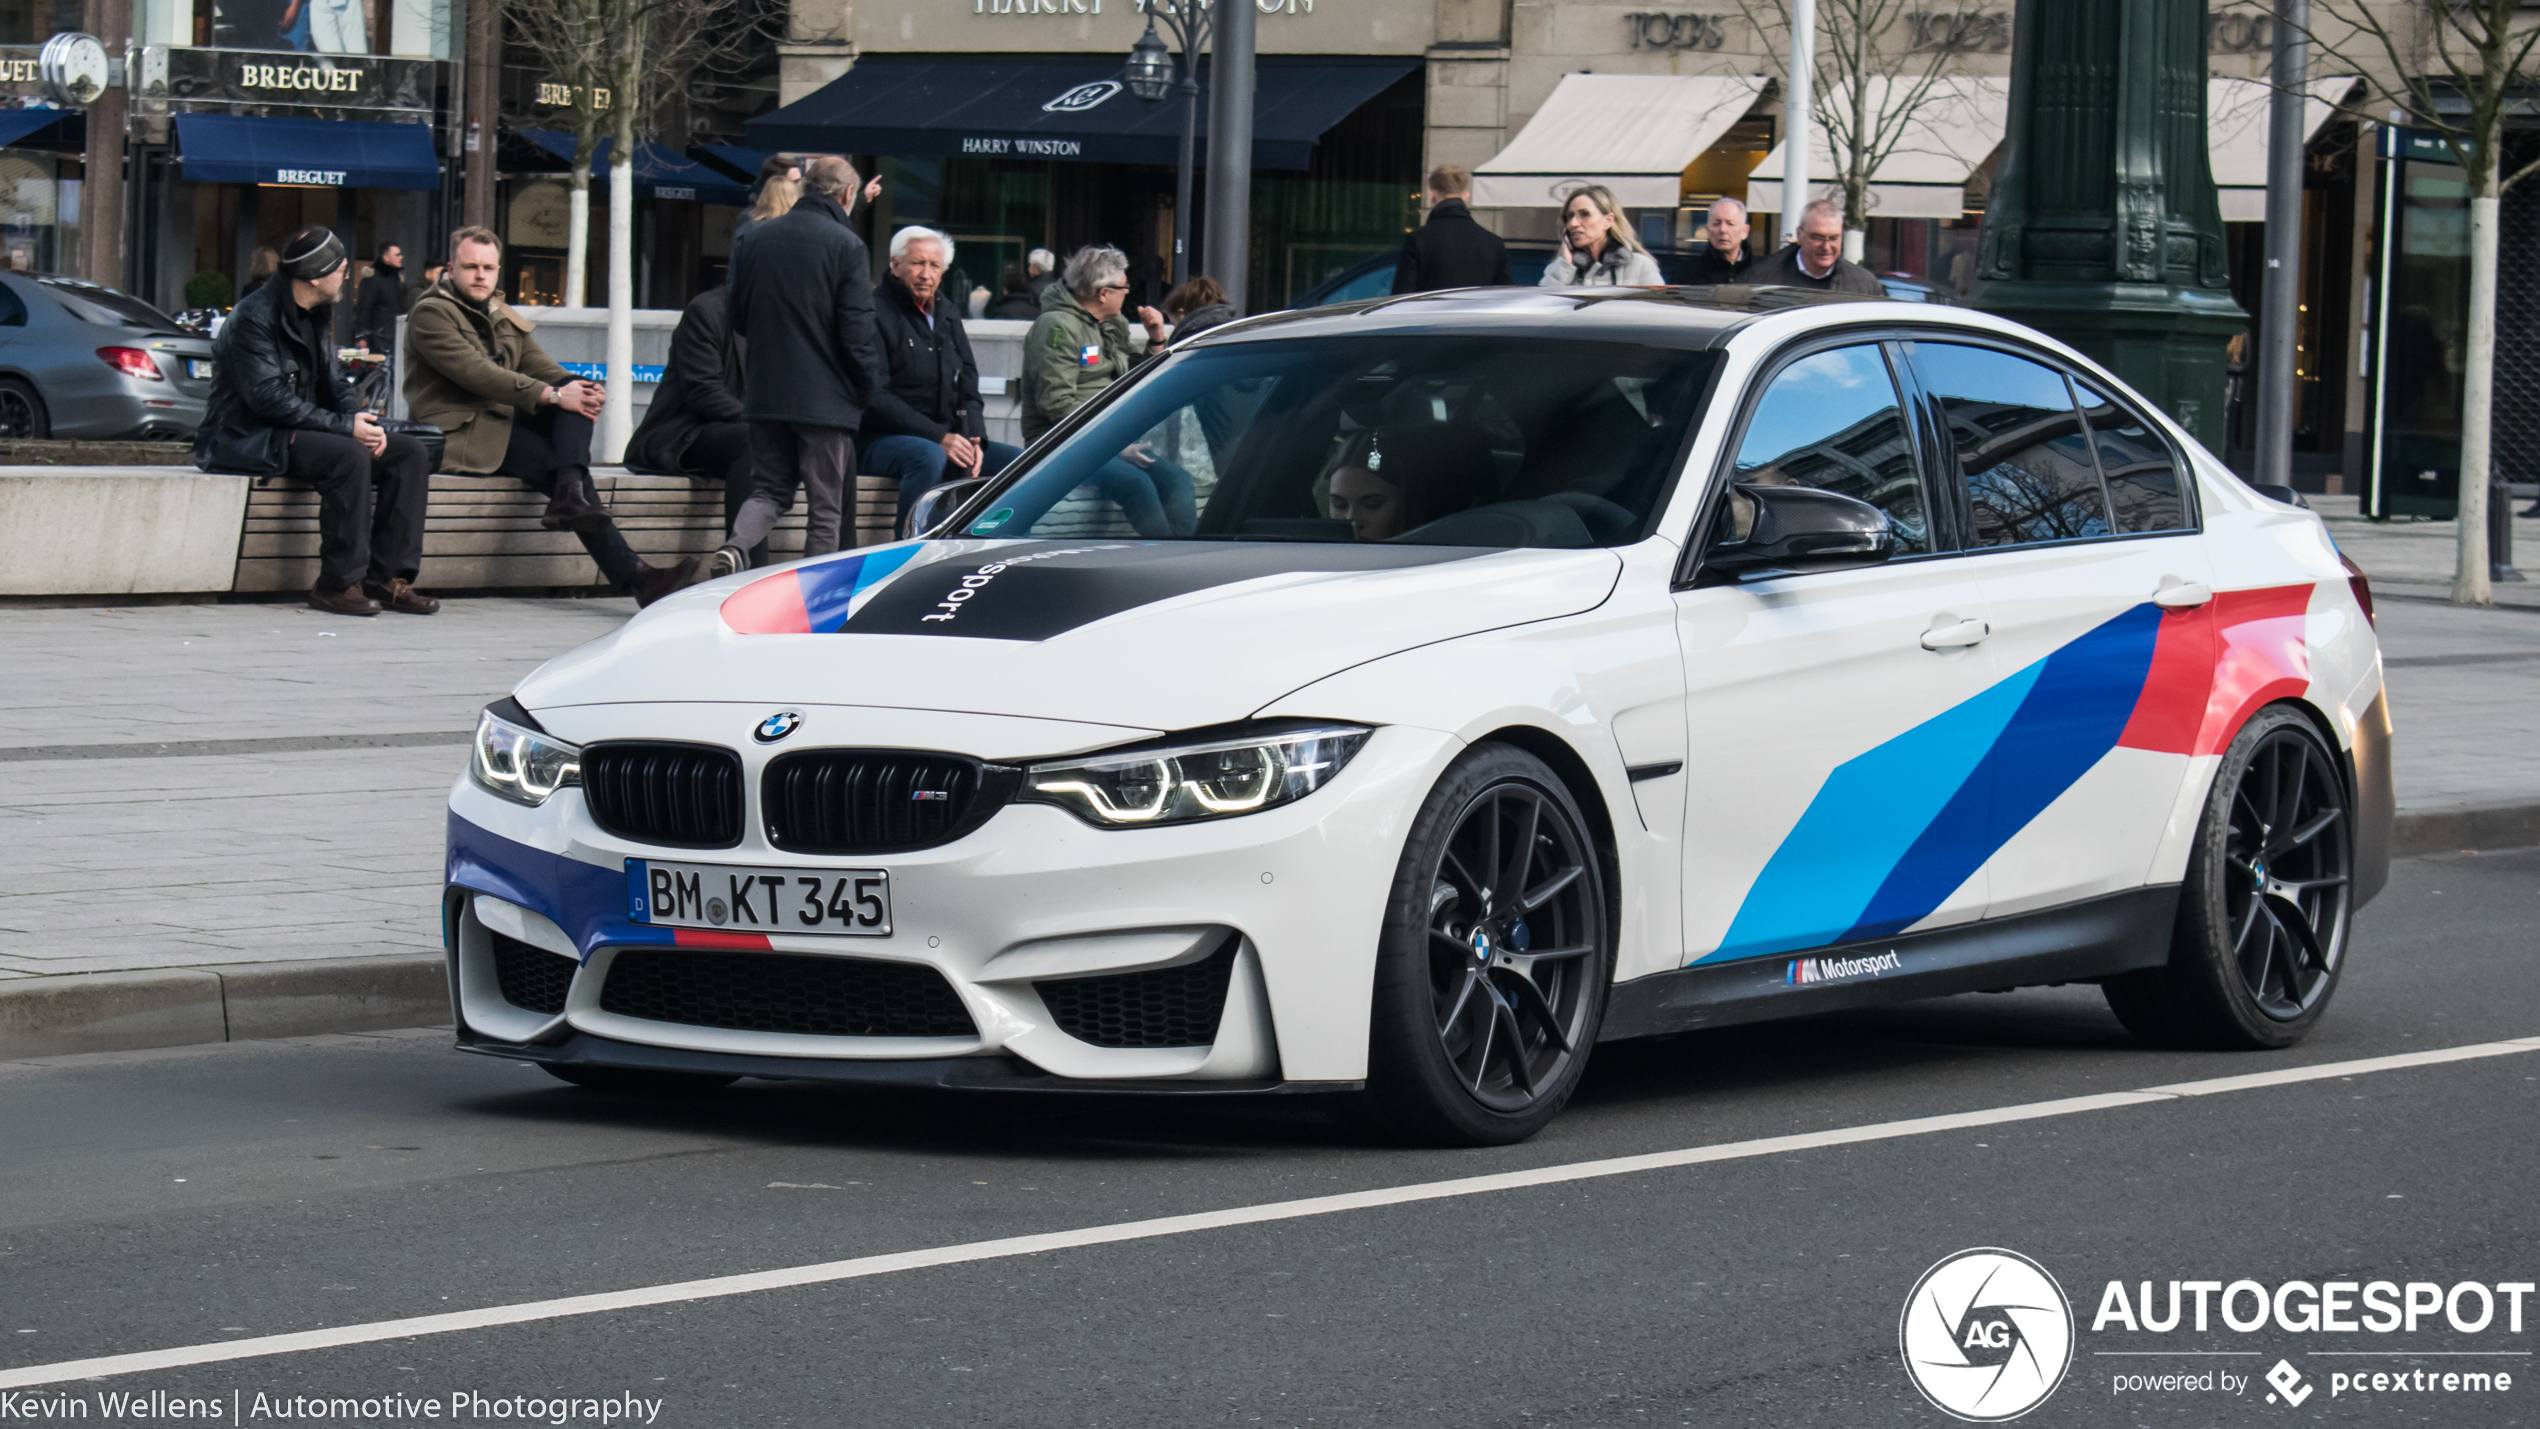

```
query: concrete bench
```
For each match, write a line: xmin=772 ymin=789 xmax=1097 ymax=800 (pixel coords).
xmin=0 ymin=466 xmax=251 ymax=596
xmin=235 ymin=468 xmax=904 ymax=595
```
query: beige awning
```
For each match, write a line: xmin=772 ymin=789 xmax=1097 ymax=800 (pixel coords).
xmin=2210 ymin=77 xmax=2354 ymax=221
xmin=1747 ymin=77 xmax=2010 ymax=220
xmin=1471 ymin=73 xmax=1766 ymax=210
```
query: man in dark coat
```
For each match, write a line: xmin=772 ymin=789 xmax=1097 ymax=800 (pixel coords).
xmin=1392 ymin=165 xmax=1513 ymax=294
xmin=859 ymin=226 xmax=1022 ymax=533
xmin=625 ymin=284 xmax=766 ymax=568
xmin=353 ymin=241 xmax=407 ymax=352
xmin=711 ymin=154 xmax=886 ymax=576
xmin=195 ymin=225 xmax=433 ymax=617
xmin=1750 ymin=199 xmax=1886 ymax=295
xmin=1681 ymin=197 xmax=1755 ymax=285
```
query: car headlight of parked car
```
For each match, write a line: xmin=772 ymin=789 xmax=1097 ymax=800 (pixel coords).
xmin=1022 ymin=724 xmax=1372 ymax=828
xmin=470 ymin=704 xmax=581 ymax=807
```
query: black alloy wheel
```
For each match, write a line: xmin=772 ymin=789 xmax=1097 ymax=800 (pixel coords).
xmin=2105 ymin=706 xmax=2352 ymax=1049
xmin=0 ymin=379 xmax=47 ymax=441
xmin=1361 ymin=745 xmax=1611 ymax=1144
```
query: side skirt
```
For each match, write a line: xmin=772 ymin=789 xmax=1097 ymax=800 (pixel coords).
xmin=1599 ymin=885 xmax=2180 ymax=1043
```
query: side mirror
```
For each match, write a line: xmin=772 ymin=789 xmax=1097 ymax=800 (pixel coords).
xmin=1705 ymin=483 xmax=1894 ymax=577
xmin=902 ymin=477 xmax=990 ymax=540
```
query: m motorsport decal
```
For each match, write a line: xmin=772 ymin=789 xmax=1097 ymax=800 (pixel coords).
xmin=1707 ymin=584 xmax=2318 ymax=964
xmin=1788 ymin=949 xmax=1901 ymax=985
xmin=719 ymin=543 xmax=925 ymax=634
xmin=830 ymin=541 xmax=1490 ymax=642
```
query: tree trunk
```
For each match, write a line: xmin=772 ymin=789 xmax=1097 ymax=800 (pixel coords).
xmin=2457 ymin=183 xmax=2497 ymax=605
xmin=603 ymin=100 xmax=636 ymax=464
xmin=566 ymin=172 xmax=590 ymax=307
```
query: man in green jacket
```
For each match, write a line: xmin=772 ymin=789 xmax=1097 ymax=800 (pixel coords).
xmin=404 ymin=225 xmax=695 ymax=605
xmin=1018 ymin=245 xmax=1168 ymax=443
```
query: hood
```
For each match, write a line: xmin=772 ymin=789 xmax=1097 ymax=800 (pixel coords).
xmin=515 ymin=538 xmax=1624 ymax=733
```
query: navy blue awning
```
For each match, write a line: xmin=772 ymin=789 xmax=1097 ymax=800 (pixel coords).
xmin=746 ymin=55 xmax=1415 ymax=170
xmin=173 ymin=114 xmax=441 ymax=189
xmin=0 ymin=107 xmax=79 ymax=150
xmin=516 ymin=130 xmax=752 ymax=205
xmin=696 ymin=144 xmax=776 ymax=183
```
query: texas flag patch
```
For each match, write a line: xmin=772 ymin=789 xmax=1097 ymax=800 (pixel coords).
xmin=1079 ymin=344 xmax=1102 ymax=367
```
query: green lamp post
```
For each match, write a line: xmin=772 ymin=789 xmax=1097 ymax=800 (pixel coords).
xmin=1968 ymin=0 xmax=2244 ymax=452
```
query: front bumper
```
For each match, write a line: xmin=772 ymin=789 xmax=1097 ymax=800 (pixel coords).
xmin=443 ymin=719 xmax=1459 ymax=1085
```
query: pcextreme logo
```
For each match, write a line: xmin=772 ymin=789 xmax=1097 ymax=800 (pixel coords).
xmin=1900 ymin=1248 xmax=2076 ymax=1421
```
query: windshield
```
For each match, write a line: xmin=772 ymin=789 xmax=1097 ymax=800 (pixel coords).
xmin=40 ymin=278 xmax=183 ymax=331
xmin=965 ymin=337 xmax=1718 ymax=549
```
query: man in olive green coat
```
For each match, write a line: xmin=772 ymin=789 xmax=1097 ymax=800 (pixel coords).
xmin=1018 ymin=244 xmax=1168 ymax=443
xmin=404 ymin=225 xmax=694 ymax=604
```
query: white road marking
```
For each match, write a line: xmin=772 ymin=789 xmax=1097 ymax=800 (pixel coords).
xmin=3 ymin=1035 xmax=2534 ymax=1390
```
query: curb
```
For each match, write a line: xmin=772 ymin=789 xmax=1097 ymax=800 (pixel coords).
xmin=4 ymin=805 xmax=2537 ymax=1063
xmin=0 ymin=955 xmax=445 ymax=1061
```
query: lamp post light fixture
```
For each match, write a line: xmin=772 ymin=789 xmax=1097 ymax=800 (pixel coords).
xmin=1126 ymin=2 xmax=1209 ymax=287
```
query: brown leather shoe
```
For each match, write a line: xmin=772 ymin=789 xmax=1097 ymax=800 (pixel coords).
xmin=308 ymin=583 xmax=382 ymax=617
xmin=630 ymin=556 xmax=702 ymax=608
xmin=539 ymin=471 xmax=614 ymax=533
xmin=363 ymin=578 xmax=442 ymax=615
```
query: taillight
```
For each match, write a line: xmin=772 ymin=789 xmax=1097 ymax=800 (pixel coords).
xmin=97 ymin=347 xmax=164 ymax=382
xmin=2338 ymin=550 xmax=2375 ymax=627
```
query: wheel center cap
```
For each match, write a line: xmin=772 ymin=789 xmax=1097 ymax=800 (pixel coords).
xmin=1471 ymin=929 xmax=1491 ymax=961
xmin=2252 ymin=861 xmax=2269 ymax=888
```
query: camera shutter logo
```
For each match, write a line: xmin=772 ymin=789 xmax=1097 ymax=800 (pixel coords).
xmin=1042 ymin=80 xmax=1122 ymax=113
xmin=1899 ymin=1248 xmax=2074 ymax=1421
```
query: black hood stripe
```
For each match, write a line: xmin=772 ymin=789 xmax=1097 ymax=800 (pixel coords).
xmin=844 ymin=541 xmax=1492 ymax=641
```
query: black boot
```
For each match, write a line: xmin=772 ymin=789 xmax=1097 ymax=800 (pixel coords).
xmin=540 ymin=469 xmax=613 ymax=533
xmin=630 ymin=556 xmax=703 ymax=608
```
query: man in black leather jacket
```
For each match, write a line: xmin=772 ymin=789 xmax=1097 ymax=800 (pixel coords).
xmin=195 ymin=225 xmax=434 ymax=617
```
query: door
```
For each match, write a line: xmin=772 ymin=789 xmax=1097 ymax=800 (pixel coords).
xmin=1904 ymin=340 xmax=2213 ymax=919
xmin=1677 ymin=340 xmax=2012 ymax=967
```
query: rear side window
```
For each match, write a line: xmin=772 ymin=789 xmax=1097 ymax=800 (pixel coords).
xmin=0 ymin=282 xmax=23 ymax=327
xmin=1731 ymin=343 xmax=1931 ymax=554
xmin=1911 ymin=342 xmax=2111 ymax=547
xmin=2077 ymin=380 xmax=2192 ymax=532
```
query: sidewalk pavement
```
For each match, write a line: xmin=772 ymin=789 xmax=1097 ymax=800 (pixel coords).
xmin=2 ymin=515 xmax=2537 ymax=1052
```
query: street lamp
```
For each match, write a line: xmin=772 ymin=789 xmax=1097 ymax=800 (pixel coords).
xmin=1126 ymin=3 xmax=1208 ymax=287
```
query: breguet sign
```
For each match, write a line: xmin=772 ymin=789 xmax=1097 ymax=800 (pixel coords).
xmin=134 ymin=45 xmax=435 ymax=118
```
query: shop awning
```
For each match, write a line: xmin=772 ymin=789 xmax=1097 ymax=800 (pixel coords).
xmin=0 ymin=108 xmax=79 ymax=149
xmin=1747 ymin=77 xmax=2010 ymax=219
xmin=2209 ymin=77 xmax=2354 ymax=221
xmin=746 ymin=55 xmax=1415 ymax=171
xmin=696 ymin=144 xmax=776 ymax=183
xmin=515 ymin=130 xmax=752 ymax=205
xmin=1472 ymin=74 xmax=1766 ymax=209
xmin=172 ymin=114 xmax=441 ymax=190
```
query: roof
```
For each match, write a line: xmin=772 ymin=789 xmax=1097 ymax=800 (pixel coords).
xmin=1187 ymin=284 xmax=1901 ymax=351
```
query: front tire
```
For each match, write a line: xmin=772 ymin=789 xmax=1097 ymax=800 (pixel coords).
xmin=2105 ymin=705 xmax=2353 ymax=1049
xmin=1361 ymin=744 xmax=1612 ymax=1145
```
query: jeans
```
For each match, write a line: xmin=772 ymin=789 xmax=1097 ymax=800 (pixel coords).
xmin=492 ymin=406 xmax=643 ymax=592
xmin=735 ymin=423 xmax=852 ymax=557
xmin=1089 ymin=455 xmax=1196 ymax=537
xmin=862 ymin=433 xmax=1022 ymax=533
xmin=290 ymin=429 xmax=430 ymax=592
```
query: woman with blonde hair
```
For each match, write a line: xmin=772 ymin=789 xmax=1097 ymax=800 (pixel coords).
xmin=731 ymin=169 xmax=799 ymax=247
xmin=1538 ymin=184 xmax=1664 ymax=288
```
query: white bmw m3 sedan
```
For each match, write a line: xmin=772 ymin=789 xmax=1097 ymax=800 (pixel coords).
xmin=445 ymin=286 xmax=2392 ymax=1145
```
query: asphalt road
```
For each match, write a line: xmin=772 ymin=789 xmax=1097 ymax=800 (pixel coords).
xmin=2 ymin=849 xmax=2534 ymax=1428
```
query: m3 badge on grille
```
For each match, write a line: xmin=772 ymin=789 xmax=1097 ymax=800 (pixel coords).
xmin=753 ymin=710 xmax=802 ymax=744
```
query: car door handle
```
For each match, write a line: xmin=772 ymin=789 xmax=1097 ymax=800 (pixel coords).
xmin=1920 ymin=618 xmax=1989 ymax=650
xmin=2153 ymin=580 xmax=2214 ymax=609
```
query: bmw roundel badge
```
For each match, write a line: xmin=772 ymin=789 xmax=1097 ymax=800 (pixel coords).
xmin=754 ymin=710 xmax=803 ymax=744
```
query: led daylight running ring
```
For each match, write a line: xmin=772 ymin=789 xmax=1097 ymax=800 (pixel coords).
xmin=1024 ymin=726 xmax=1368 ymax=828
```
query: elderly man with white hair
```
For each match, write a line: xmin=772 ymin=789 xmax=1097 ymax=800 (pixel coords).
xmin=861 ymin=225 xmax=1022 ymax=531
xmin=1685 ymin=196 xmax=1756 ymax=285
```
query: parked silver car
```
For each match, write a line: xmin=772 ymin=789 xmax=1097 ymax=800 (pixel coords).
xmin=0 ymin=273 xmax=216 ymax=441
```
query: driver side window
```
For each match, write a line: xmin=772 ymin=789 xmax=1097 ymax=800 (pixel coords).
xmin=1730 ymin=344 xmax=1931 ymax=555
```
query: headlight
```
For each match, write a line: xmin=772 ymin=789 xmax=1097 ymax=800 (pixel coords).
xmin=1022 ymin=724 xmax=1371 ymax=828
xmin=470 ymin=704 xmax=581 ymax=807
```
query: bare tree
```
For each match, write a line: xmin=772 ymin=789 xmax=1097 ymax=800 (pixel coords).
xmin=506 ymin=0 xmax=772 ymax=456
xmin=1737 ymin=0 xmax=1991 ymax=242
xmin=2269 ymin=0 xmax=2540 ymax=606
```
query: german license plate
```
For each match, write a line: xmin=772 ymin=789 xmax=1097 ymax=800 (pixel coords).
xmin=186 ymin=359 xmax=215 ymax=380
xmin=628 ymin=859 xmax=891 ymax=937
